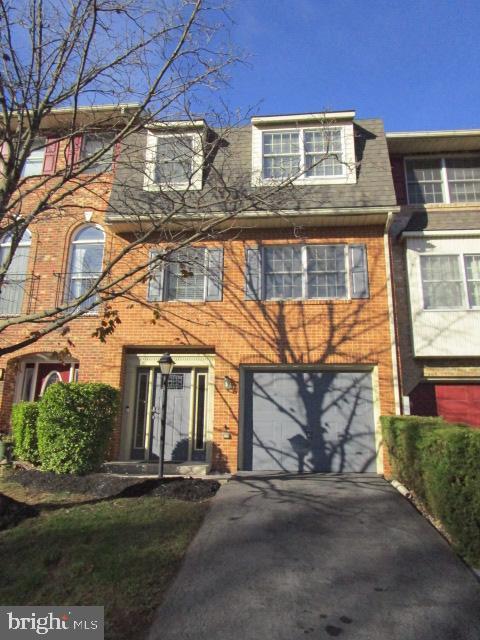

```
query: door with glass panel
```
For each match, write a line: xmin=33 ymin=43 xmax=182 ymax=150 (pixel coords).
xmin=130 ymin=366 xmax=208 ymax=462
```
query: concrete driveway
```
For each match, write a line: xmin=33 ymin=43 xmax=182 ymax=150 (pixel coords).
xmin=148 ymin=474 xmax=480 ymax=640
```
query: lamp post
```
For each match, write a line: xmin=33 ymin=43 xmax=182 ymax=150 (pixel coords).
xmin=158 ymin=353 xmax=174 ymax=479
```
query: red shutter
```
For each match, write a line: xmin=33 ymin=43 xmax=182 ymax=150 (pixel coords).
xmin=65 ymin=135 xmax=83 ymax=168
xmin=42 ymin=138 xmax=59 ymax=174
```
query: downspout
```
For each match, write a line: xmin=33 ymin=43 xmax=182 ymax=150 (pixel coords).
xmin=384 ymin=211 xmax=402 ymax=414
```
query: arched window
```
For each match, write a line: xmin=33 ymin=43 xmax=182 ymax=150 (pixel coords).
xmin=66 ymin=225 xmax=105 ymax=311
xmin=0 ymin=229 xmax=32 ymax=315
xmin=40 ymin=370 xmax=62 ymax=396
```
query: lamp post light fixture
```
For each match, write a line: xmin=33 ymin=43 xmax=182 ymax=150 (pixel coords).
xmin=158 ymin=353 xmax=175 ymax=479
xmin=223 ymin=375 xmax=234 ymax=391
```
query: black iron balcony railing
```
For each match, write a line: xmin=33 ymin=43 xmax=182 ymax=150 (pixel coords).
xmin=0 ymin=274 xmax=40 ymax=316
xmin=54 ymin=271 xmax=102 ymax=314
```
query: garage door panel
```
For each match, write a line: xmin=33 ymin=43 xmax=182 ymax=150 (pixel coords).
xmin=243 ymin=369 xmax=376 ymax=473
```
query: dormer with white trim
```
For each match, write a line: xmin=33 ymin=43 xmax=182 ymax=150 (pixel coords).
xmin=251 ymin=110 xmax=357 ymax=187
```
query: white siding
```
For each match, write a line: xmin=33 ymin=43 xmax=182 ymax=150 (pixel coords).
xmin=406 ymin=235 xmax=480 ymax=356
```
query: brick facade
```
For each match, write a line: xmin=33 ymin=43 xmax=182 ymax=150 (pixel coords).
xmin=0 ymin=215 xmax=397 ymax=472
xmin=0 ymin=114 xmax=400 ymax=474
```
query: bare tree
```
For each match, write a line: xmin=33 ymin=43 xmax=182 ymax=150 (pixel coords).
xmin=0 ymin=0 xmax=353 ymax=357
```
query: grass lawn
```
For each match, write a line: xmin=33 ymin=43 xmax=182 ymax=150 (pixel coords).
xmin=0 ymin=474 xmax=208 ymax=640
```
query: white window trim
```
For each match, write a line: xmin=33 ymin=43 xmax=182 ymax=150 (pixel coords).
xmin=66 ymin=224 xmax=105 ymax=316
xmin=262 ymin=244 xmax=350 ymax=301
xmin=418 ymin=251 xmax=480 ymax=311
xmin=22 ymin=138 xmax=46 ymax=177
xmin=252 ymin=123 xmax=356 ymax=186
xmin=144 ymin=130 xmax=204 ymax=191
xmin=404 ymin=153 xmax=480 ymax=205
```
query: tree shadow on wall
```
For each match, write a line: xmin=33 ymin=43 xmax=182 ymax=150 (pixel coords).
xmin=127 ymin=227 xmax=398 ymax=475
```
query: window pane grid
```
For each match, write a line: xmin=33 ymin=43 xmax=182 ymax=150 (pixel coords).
xmin=406 ymin=159 xmax=443 ymax=204
xmin=406 ymin=156 xmax=480 ymax=204
xmin=23 ymin=138 xmax=46 ymax=177
xmin=264 ymin=244 xmax=347 ymax=300
xmin=0 ymin=277 xmax=27 ymax=315
xmin=155 ymin=136 xmax=194 ymax=184
xmin=264 ymin=246 xmax=302 ymax=299
xmin=420 ymin=255 xmax=463 ymax=309
xmin=81 ymin=133 xmax=114 ymax=174
xmin=446 ymin=158 xmax=480 ymax=202
xmin=464 ymin=254 xmax=480 ymax=307
xmin=306 ymin=245 xmax=347 ymax=299
xmin=262 ymin=128 xmax=344 ymax=180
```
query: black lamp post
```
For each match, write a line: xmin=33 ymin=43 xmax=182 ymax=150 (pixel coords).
xmin=158 ymin=353 xmax=174 ymax=479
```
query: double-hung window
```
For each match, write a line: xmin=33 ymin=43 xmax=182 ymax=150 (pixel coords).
xmin=0 ymin=230 xmax=32 ymax=315
xmin=155 ymin=135 xmax=194 ymax=185
xmin=406 ymin=155 xmax=480 ymax=204
xmin=262 ymin=128 xmax=345 ymax=180
xmin=420 ymin=253 xmax=480 ymax=309
xmin=264 ymin=245 xmax=303 ymax=298
xmin=22 ymin=138 xmax=46 ymax=177
xmin=144 ymin=130 xmax=203 ymax=190
xmin=148 ymin=247 xmax=223 ymax=302
xmin=246 ymin=244 xmax=368 ymax=301
xmin=306 ymin=245 xmax=347 ymax=298
xmin=80 ymin=133 xmax=115 ymax=173
xmin=66 ymin=225 xmax=105 ymax=312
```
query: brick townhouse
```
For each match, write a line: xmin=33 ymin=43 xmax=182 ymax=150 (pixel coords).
xmin=388 ymin=129 xmax=480 ymax=427
xmin=0 ymin=108 xmax=401 ymax=474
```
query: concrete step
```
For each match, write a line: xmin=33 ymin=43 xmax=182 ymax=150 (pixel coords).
xmin=102 ymin=461 xmax=210 ymax=476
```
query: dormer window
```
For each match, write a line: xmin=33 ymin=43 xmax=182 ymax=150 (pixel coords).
xmin=262 ymin=128 xmax=345 ymax=180
xmin=144 ymin=126 xmax=204 ymax=191
xmin=155 ymin=135 xmax=194 ymax=184
xmin=406 ymin=155 xmax=480 ymax=204
xmin=252 ymin=113 xmax=356 ymax=186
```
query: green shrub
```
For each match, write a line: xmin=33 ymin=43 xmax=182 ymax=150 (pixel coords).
xmin=37 ymin=382 xmax=119 ymax=475
xmin=382 ymin=415 xmax=480 ymax=566
xmin=11 ymin=402 xmax=40 ymax=464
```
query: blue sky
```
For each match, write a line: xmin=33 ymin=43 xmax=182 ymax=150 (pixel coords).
xmin=225 ymin=0 xmax=480 ymax=131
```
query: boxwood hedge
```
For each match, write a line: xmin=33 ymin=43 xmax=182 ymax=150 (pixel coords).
xmin=37 ymin=382 xmax=119 ymax=475
xmin=11 ymin=401 xmax=40 ymax=464
xmin=382 ymin=415 xmax=480 ymax=566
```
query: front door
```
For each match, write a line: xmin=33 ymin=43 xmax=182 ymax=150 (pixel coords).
xmin=129 ymin=365 xmax=209 ymax=462
xmin=150 ymin=368 xmax=192 ymax=462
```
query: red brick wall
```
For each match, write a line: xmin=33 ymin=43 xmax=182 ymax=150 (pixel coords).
xmin=0 ymin=211 xmax=397 ymax=473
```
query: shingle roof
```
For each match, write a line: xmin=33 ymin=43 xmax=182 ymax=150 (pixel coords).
xmin=106 ymin=118 xmax=396 ymax=221
xmin=404 ymin=210 xmax=480 ymax=232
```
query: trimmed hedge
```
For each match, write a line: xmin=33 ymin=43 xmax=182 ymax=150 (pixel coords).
xmin=11 ymin=402 xmax=40 ymax=464
xmin=382 ymin=415 xmax=480 ymax=566
xmin=37 ymin=382 xmax=119 ymax=475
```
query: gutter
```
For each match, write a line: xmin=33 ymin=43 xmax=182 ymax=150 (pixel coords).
xmin=384 ymin=211 xmax=402 ymax=415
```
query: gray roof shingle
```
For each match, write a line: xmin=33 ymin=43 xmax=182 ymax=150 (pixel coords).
xmin=106 ymin=118 xmax=396 ymax=220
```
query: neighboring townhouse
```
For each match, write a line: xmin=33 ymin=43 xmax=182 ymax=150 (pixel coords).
xmin=0 ymin=106 xmax=125 ymax=428
xmin=0 ymin=109 xmax=400 ymax=475
xmin=388 ymin=129 xmax=480 ymax=427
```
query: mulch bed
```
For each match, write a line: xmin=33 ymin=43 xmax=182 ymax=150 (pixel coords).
xmin=9 ymin=469 xmax=221 ymax=501
xmin=9 ymin=468 xmax=147 ymax=499
xmin=1 ymin=470 xmax=221 ymax=531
